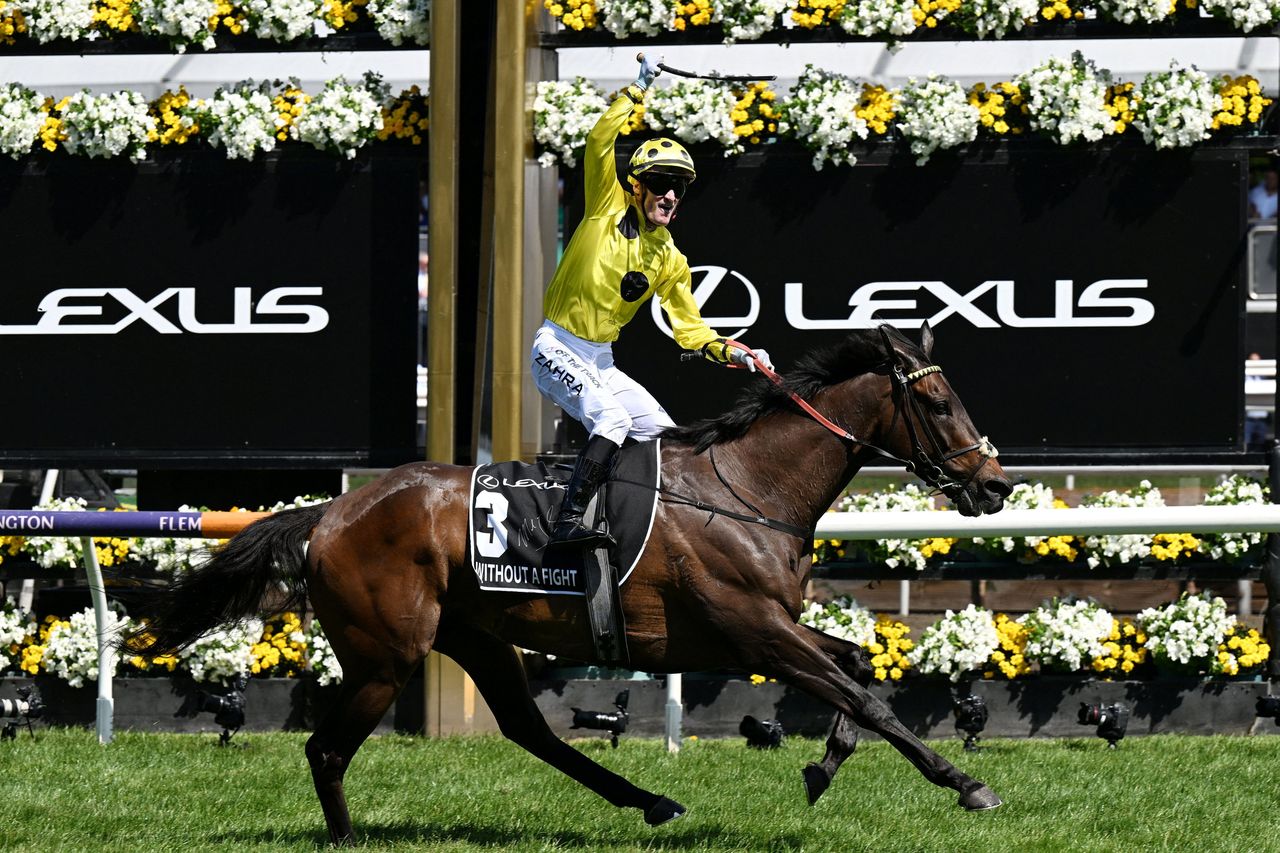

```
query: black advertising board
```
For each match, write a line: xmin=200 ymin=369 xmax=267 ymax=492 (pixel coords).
xmin=566 ymin=144 xmax=1249 ymax=463
xmin=0 ymin=150 xmax=420 ymax=467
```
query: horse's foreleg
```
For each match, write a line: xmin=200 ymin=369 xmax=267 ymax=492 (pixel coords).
xmin=744 ymin=615 xmax=1001 ymax=811
xmin=434 ymin=621 xmax=685 ymax=826
xmin=800 ymin=626 xmax=873 ymax=805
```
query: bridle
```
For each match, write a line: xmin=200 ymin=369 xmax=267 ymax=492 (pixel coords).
xmin=723 ymin=334 xmax=1000 ymax=502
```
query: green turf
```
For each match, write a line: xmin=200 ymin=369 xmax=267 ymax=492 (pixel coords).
xmin=0 ymin=730 xmax=1276 ymax=852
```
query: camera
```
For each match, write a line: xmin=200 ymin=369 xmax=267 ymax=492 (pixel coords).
xmin=1078 ymin=701 xmax=1129 ymax=748
xmin=175 ymin=674 xmax=248 ymax=746
xmin=0 ymin=686 xmax=44 ymax=740
xmin=739 ymin=715 xmax=785 ymax=749
xmin=571 ymin=689 xmax=629 ymax=748
xmin=1255 ymin=695 xmax=1280 ymax=725
xmin=953 ymin=694 xmax=988 ymax=751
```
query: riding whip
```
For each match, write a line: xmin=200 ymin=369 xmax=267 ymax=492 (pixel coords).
xmin=636 ymin=52 xmax=776 ymax=83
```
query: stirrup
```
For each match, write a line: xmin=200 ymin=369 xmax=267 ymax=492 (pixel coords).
xmin=547 ymin=521 xmax=616 ymax=551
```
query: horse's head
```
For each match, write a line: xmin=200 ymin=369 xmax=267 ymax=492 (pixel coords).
xmin=875 ymin=323 xmax=1011 ymax=517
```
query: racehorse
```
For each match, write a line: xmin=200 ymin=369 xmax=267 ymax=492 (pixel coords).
xmin=122 ymin=322 xmax=1012 ymax=844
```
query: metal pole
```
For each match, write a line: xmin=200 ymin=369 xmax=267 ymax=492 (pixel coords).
xmin=1265 ymin=445 xmax=1280 ymax=677
xmin=82 ymin=536 xmax=114 ymax=744
xmin=665 ymin=673 xmax=682 ymax=753
xmin=18 ymin=470 xmax=59 ymax=612
xmin=898 ymin=580 xmax=910 ymax=616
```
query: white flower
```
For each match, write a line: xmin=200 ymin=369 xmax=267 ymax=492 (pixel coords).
xmin=1139 ymin=592 xmax=1235 ymax=671
xmin=135 ymin=0 xmax=219 ymax=51
xmin=366 ymin=0 xmax=429 ymax=46
xmin=778 ymin=65 xmax=868 ymax=170
xmin=972 ymin=482 xmax=1061 ymax=557
xmin=598 ymin=0 xmax=675 ymax=37
xmin=179 ymin=620 xmax=262 ymax=684
xmin=293 ymin=75 xmax=387 ymax=159
xmin=1200 ymin=474 xmax=1268 ymax=560
xmin=1079 ymin=480 xmax=1164 ymax=567
xmin=1019 ymin=598 xmax=1113 ymax=672
xmin=1132 ymin=62 xmax=1219 ymax=150
xmin=896 ymin=74 xmax=978 ymax=165
xmin=59 ymin=90 xmax=157 ymax=162
xmin=1016 ymin=52 xmax=1115 ymax=144
xmin=306 ymin=618 xmax=343 ymax=685
xmin=44 ymin=607 xmax=130 ymax=688
xmin=242 ymin=0 xmax=328 ymax=42
xmin=646 ymin=78 xmax=738 ymax=151
xmin=1198 ymin=0 xmax=1279 ymax=31
xmin=838 ymin=0 xmax=917 ymax=36
xmin=716 ymin=0 xmax=788 ymax=42
xmin=196 ymin=83 xmax=279 ymax=160
xmin=0 ymin=84 xmax=46 ymax=159
xmin=961 ymin=0 xmax=1039 ymax=38
xmin=798 ymin=596 xmax=876 ymax=646
xmin=836 ymin=483 xmax=948 ymax=571
xmin=532 ymin=77 xmax=607 ymax=168
xmin=1095 ymin=0 xmax=1173 ymax=23
xmin=13 ymin=0 xmax=96 ymax=43
xmin=908 ymin=604 xmax=999 ymax=681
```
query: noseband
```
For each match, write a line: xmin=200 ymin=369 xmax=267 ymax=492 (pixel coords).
xmin=730 ymin=344 xmax=999 ymax=500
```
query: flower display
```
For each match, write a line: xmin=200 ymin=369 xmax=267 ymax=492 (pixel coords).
xmin=982 ymin=613 xmax=1030 ymax=679
xmin=134 ymin=0 xmax=217 ymax=50
xmin=908 ymin=604 xmax=999 ymax=681
xmin=718 ymin=0 xmax=788 ymax=40
xmin=1016 ymin=52 xmax=1115 ymax=144
xmin=0 ymin=83 xmax=44 ymax=158
xmin=533 ymin=76 xmax=606 ymax=167
xmin=1199 ymin=475 xmax=1268 ymax=561
xmin=856 ymin=83 xmax=898 ymax=135
xmin=895 ymin=74 xmax=978 ymax=164
xmin=178 ymin=620 xmax=263 ymax=684
xmin=1090 ymin=617 xmax=1152 ymax=678
xmin=0 ymin=0 xmax=28 ymax=43
xmin=1213 ymin=75 xmax=1273 ymax=130
xmin=366 ymin=0 xmax=428 ymax=46
xmin=1198 ymin=0 xmax=1280 ymax=31
xmin=307 ymin=618 xmax=343 ymax=685
xmin=1038 ymin=0 xmax=1085 ymax=19
xmin=1104 ymin=80 xmax=1137 ymax=134
xmin=957 ymin=0 xmax=1038 ymax=37
xmin=798 ymin=596 xmax=877 ymax=646
xmin=1138 ymin=591 xmax=1235 ymax=673
xmin=777 ymin=64 xmax=868 ymax=169
xmin=867 ymin=616 xmax=914 ymax=681
xmin=13 ymin=0 xmax=95 ymax=42
xmin=729 ymin=80 xmax=779 ymax=146
xmin=1132 ymin=62 xmax=1220 ymax=149
xmin=971 ymin=482 xmax=1077 ymax=561
xmin=292 ymin=73 xmax=387 ymax=158
xmin=968 ymin=81 xmax=1028 ymax=135
xmin=544 ymin=0 xmax=599 ymax=31
xmin=58 ymin=89 xmax=157 ymax=161
xmin=1018 ymin=598 xmax=1113 ymax=673
xmin=1211 ymin=623 xmax=1270 ymax=677
xmin=149 ymin=86 xmax=201 ymax=146
xmin=837 ymin=0 xmax=917 ymax=36
xmin=673 ymin=0 xmax=714 ymax=29
xmin=791 ymin=0 xmax=846 ymax=26
xmin=378 ymin=83 xmax=428 ymax=143
xmin=0 ymin=596 xmax=36 ymax=674
xmin=241 ymin=0 xmax=326 ymax=42
xmin=43 ymin=607 xmax=130 ymax=688
xmin=598 ymin=0 xmax=675 ymax=37
xmin=1094 ymin=0 xmax=1173 ymax=22
xmin=1078 ymin=480 xmax=1165 ymax=568
xmin=646 ymin=78 xmax=739 ymax=150
xmin=197 ymin=80 xmax=280 ymax=160
xmin=837 ymin=482 xmax=954 ymax=570
xmin=250 ymin=612 xmax=307 ymax=677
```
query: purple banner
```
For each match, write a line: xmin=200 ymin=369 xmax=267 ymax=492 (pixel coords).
xmin=0 ymin=511 xmax=205 ymax=538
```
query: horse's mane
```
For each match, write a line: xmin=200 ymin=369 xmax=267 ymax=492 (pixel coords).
xmin=661 ymin=326 xmax=921 ymax=453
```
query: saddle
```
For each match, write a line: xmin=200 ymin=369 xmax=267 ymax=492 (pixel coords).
xmin=466 ymin=440 xmax=661 ymax=666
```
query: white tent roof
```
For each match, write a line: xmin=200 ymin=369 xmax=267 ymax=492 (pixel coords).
xmin=0 ymin=37 xmax=1273 ymax=97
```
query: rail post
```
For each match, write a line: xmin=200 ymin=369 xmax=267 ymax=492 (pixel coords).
xmin=1266 ymin=445 xmax=1280 ymax=678
xmin=82 ymin=536 xmax=115 ymax=744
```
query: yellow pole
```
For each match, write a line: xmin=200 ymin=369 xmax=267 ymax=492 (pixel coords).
xmin=427 ymin=0 xmax=457 ymax=466
xmin=491 ymin=0 xmax=526 ymax=463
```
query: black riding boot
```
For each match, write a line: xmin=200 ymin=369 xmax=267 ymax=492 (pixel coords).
xmin=547 ymin=435 xmax=620 ymax=549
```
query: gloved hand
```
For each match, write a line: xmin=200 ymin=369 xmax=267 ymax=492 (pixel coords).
xmin=729 ymin=345 xmax=773 ymax=373
xmin=635 ymin=53 xmax=662 ymax=91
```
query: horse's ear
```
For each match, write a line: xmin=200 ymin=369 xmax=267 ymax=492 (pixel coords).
xmin=877 ymin=324 xmax=902 ymax=368
xmin=920 ymin=321 xmax=935 ymax=361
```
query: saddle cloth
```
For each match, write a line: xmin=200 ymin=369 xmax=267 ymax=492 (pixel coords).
xmin=466 ymin=439 xmax=661 ymax=595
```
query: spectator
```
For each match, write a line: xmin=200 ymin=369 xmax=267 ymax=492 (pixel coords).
xmin=1245 ymin=352 xmax=1271 ymax=451
xmin=1248 ymin=166 xmax=1278 ymax=220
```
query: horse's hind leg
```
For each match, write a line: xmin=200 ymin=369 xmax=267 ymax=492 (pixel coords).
xmin=798 ymin=627 xmax=875 ymax=805
xmin=741 ymin=612 xmax=1001 ymax=811
xmin=434 ymin=620 xmax=685 ymax=826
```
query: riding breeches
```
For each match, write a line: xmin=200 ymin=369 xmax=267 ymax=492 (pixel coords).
xmin=531 ymin=319 xmax=675 ymax=446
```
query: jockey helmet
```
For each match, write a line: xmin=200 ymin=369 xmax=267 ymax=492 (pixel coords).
xmin=628 ymin=138 xmax=696 ymax=192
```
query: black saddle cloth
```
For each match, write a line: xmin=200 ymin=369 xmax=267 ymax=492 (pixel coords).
xmin=465 ymin=439 xmax=661 ymax=595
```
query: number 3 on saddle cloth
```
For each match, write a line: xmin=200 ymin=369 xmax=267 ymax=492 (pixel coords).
xmin=467 ymin=440 xmax=660 ymax=664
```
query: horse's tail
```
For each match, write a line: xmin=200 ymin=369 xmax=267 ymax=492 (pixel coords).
xmin=119 ymin=503 xmax=329 ymax=658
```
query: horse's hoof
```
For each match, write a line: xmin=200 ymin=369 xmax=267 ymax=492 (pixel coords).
xmin=802 ymin=763 xmax=830 ymax=805
xmin=959 ymin=784 xmax=1002 ymax=811
xmin=644 ymin=796 xmax=687 ymax=826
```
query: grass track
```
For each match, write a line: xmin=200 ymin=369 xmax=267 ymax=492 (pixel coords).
xmin=1 ymin=730 xmax=1277 ymax=852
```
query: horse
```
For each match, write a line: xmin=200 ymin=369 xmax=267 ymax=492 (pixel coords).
xmin=122 ymin=322 xmax=1012 ymax=844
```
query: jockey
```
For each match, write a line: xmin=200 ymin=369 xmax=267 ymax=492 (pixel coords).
xmin=533 ymin=55 xmax=773 ymax=551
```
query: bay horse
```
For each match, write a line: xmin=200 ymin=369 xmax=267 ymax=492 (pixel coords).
xmin=123 ymin=322 xmax=1012 ymax=844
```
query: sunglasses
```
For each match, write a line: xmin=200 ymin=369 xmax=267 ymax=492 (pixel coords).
xmin=639 ymin=174 xmax=690 ymax=199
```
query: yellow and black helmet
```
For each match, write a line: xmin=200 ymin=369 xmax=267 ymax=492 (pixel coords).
xmin=627 ymin=138 xmax=696 ymax=190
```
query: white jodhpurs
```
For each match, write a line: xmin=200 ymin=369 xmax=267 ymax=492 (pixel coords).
xmin=531 ymin=320 xmax=675 ymax=446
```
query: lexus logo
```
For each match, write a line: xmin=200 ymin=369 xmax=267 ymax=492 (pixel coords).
xmin=650 ymin=265 xmax=759 ymax=340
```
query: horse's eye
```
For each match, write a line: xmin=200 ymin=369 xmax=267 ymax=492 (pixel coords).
xmin=931 ymin=400 xmax=952 ymax=417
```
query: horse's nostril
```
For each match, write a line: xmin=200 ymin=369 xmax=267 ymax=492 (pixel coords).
xmin=985 ymin=478 xmax=1013 ymax=499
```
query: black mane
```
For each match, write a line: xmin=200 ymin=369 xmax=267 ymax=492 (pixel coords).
xmin=661 ymin=326 xmax=921 ymax=453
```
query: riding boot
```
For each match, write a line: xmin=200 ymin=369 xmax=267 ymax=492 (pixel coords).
xmin=547 ymin=435 xmax=620 ymax=549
